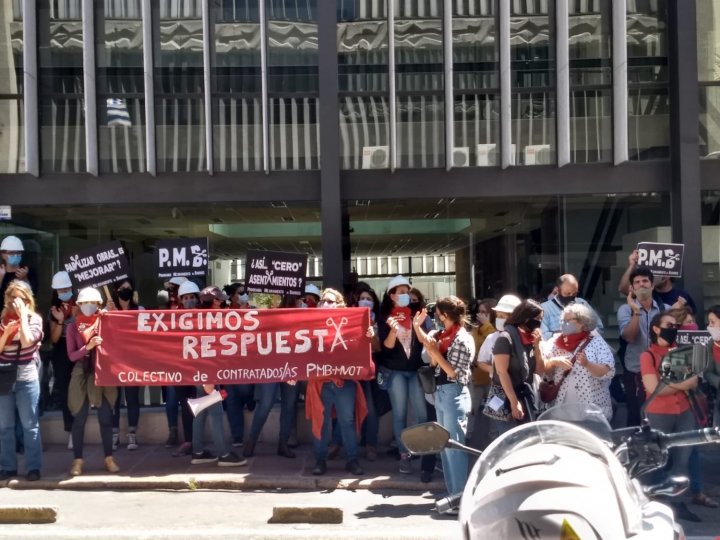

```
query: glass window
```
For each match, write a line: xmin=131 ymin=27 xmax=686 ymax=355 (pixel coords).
xmin=510 ymin=3 xmax=555 ymax=166
xmin=338 ymin=0 xmax=389 ymax=170
xmin=627 ymin=0 xmax=669 ymax=160
xmin=698 ymin=2 xmax=720 ymax=158
xmin=213 ymin=1 xmax=262 ymax=172
xmin=39 ymin=0 xmax=86 ymax=173
xmin=154 ymin=0 xmax=206 ymax=173
xmin=0 ymin=3 xmax=24 ymax=173
xmin=268 ymin=0 xmax=319 ymax=170
xmin=569 ymin=3 xmax=612 ymax=163
xmin=97 ymin=1 xmax=146 ymax=174
xmin=701 ymin=191 xmax=720 ymax=309
xmin=452 ymin=0 xmax=499 ymax=167
xmin=394 ymin=1 xmax=444 ymax=168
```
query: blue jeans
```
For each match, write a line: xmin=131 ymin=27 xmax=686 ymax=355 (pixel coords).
xmin=249 ymin=382 xmax=298 ymax=444
xmin=493 ymin=419 xmax=518 ymax=436
xmin=690 ymin=448 xmax=703 ymax=494
xmin=387 ymin=370 xmax=427 ymax=454
xmin=0 ymin=379 xmax=42 ymax=472
xmin=192 ymin=393 xmax=229 ymax=457
xmin=332 ymin=380 xmax=378 ymax=447
xmin=225 ymin=384 xmax=254 ymax=442
xmin=435 ymin=383 xmax=471 ymax=495
xmin=314 ymin=381 xmax=358 ymax=461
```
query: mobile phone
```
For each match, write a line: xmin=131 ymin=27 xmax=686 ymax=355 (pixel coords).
xmin=631 ymin=293 xmax=636 ymax=300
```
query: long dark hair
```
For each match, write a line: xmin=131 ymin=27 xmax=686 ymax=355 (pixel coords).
xmin=350 ymin=284 xmax=380 ymax=320
xmin=435 ymin=296 xmax=468 ymax=327
xmin=112 ymin=278 xmax=139 ymax=310
xmin=505 ymin=299 xmax=543 ymax=328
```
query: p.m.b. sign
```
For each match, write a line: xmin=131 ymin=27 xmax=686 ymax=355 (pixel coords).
xmin=637 ymin=242 xmax=684 ymax=278
xmin=156 ymin=238 xmax=209 ymax=278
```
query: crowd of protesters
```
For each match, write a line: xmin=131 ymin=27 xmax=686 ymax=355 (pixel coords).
xmin=0 ymin=234 xmax=719 ymax=520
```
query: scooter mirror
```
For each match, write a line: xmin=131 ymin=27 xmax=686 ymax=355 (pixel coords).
xmin=401 ymin=422 xmax=450 ymax=455
xmin=659 ymin=344 xmax=711 ymax=383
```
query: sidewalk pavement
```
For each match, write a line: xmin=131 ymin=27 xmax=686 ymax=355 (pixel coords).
xmin=0 ymin=441 xmax=446 ymax=492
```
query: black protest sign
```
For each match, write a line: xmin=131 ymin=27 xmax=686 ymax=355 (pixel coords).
xmin=636 ymin=242 xmax=684 ymax=278
xmin=156 ymin=238 xmax=209 ymax=278
xmin=676 ymin=330 xmax=712 ymax=347
xmin=63 ymin=241 xmax=130 ymax=289
xmin=245 ymin=250 xmax=307 ymax=296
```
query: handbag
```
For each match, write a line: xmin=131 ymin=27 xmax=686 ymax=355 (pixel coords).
xmin=538 ymin=337 xmax=591 ymax=404
xmin=417 ymin=365 xmax=437 ymax=394
xmin=688 ymin=388 xmax=710 ymax=427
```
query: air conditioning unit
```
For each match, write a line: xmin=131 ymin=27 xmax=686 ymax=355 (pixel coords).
xmin=476 ymin=144 xmax=516 ymax=166
xmin=453 ymin=147 xmax=470 ymax=167
xmin=361 ymin=146 xmax=389 ymax=169
xmin=524 ymin=144 xmax=553 ymax=165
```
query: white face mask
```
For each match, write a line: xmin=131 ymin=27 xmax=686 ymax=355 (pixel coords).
xmin=709 ymin=326 xmax=720 ymax=343
xmin=495 ymin=318 xmax=506 ymax=331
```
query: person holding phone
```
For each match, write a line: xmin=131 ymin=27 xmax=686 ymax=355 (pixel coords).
xmin=0 ymin=236 xmax=37 ymax=311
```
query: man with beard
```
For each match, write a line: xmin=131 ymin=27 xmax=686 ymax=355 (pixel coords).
xmin=540 ymin=274 xmax=603 ymax=340
xmin=617 ymin=267 xmax=668 ymax=427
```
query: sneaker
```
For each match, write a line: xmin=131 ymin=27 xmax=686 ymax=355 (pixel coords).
xmin=172 ymin=442 xmax=192 ymax=457
xmin=190 ymin=450 xmax=218 ymax=465
xmin=104 ymin=456 xmax=120 ymax=474
xmin=67 ymin=433 xmax=73 ymax=451
xmin=0 ymin=469 xmax=17 ymax=481
xmin=127 ymin=432 xmax=138 ymax=451
xmin=69 ymin=460 xmax=83 ymax=477
xmin=232 ymin=437 xmax=243 ymax=448
xmin=111 ymin=432 xmax=119 ymax=451
xmin=399 ymin=454 xmax=412 ymax=474
xmin=218 ymin=452 xmax=247 ymax=467
xmin=311 ymin=459 xmax=327 ymax=476
xmin=420 ymin=470 xmax=433 ymax=483
xmin=165 ymin=428 xmax=178 ymax=448
xmin=26 ymin=469 xmax=41 ymax=482
xmin=345 ymin=459 xmax=364 ymax=476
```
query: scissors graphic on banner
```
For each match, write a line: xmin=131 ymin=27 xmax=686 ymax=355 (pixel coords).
xmin=326 ymin=317 xmax=349 ymax=352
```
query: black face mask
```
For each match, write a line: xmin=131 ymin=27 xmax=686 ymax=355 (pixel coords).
xmin=659 ymin=327 xmax=678 ymax=345
xmin=117 ymin=289 xmax=133 ymax=302
xmin=408 ymin=301 xmax=422 ymax=312
xmin=556 ymin=294 xmax=576 ymax=306
xmin=524 ymin=318 xmax=542 ymax=332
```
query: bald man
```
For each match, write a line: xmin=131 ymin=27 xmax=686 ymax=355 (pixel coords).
xmin=540 ymin=274 xmax=604 ymax=340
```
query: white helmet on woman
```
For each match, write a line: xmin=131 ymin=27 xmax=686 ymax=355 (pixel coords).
xmin=51 ymin=271 xmax=72 ymax=290
xmin=178 ymin=281 xmax=200 ymax=297
xmin=77 ymin=287 xmax=102 ymax=304
xmin=0 ymin=235 xmax=23 ymax=251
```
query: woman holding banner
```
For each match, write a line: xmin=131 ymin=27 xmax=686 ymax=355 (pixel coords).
xmin=0 ymin=280 xmax=44 ymax=481
xmin=66 ymin=287 xmax=119 ymax=476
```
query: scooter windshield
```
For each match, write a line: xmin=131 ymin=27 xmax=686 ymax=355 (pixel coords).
xmin=537 ymin=402 xmax=613 ymax=442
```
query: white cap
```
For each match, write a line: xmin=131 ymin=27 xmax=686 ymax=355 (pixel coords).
xmin=387 ymin=275 xmax=411 ymax=292
xmin=168 ymin=276 xmax=187 ymax=286
xmin=493 ymin=294 xmax=521 ymax=314
xmin=51 ymin=271 xmax=72 ymax=290
xmin=304 ymin=283 xmax=321 ymax=298
xmin=0 ymin=235 xmax=23 ymax=252
xmin=77 ymin=287 xmax=102 ymax=304
xmin=178 ymin=281 xmax=200 ymax=297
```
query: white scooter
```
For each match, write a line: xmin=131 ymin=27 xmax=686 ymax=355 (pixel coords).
xmin=402 ymin=343 xmax=720 ymax=540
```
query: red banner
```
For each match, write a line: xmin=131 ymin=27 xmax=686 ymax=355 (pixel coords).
xmin=95 ymin=308 xmax=373 ymax=386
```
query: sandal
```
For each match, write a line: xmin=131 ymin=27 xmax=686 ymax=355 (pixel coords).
xmin=692 ymin=492 xmax=719 ymax=508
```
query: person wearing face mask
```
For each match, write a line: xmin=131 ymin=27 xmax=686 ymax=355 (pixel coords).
xmin=48 ymin=271 xmax=77 ymax=450
xmin=66 ymin=287 xmax=119 ymax=476
xmin=0 ymin=236 xmax=37 ymax=311
xmin=165 ymin=280 xmax=200 ymax=456
xmin=465 ymin=298 xmax=496 ymax=445
xmin=640 ymin=312 xmax=704 ymax=522
xmin=540 ymin=303 xmax=615 ymax=419
xmin=0 ymin=281 xmax=44 ymax=481
xmin=540 ymin=274 xmax=603 ymax=341
xmin=163 ymin=276 xmax=187 ymax=310
xmin=377 ymin=275 xmax=429 ymax=475
xmin=476 ymin=295 xmax=522 ymax=377
xmin=304 ymin=284 xmax=321 ymax=309
xmin=617 ymin=266 xmax=669 ymax=428
xmin=483 ymin=299 xmax=549 ymax=434
xmin=107 ymin=279 xmax=144 ymax=452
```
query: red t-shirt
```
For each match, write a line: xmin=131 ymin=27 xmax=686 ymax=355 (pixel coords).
xmin=639 ymin=344 xmax=690 ymax=415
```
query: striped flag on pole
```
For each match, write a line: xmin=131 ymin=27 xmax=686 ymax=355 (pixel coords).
xmin=107 ymin=98 xmax=132 ymax=127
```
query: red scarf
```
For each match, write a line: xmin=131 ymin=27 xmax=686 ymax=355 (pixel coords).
xmin=555 ymin=330 xmax=591 ymax=352
xmin=518 ymin=328 xmax=535 ymax=346
xmin=389 ymin=306 xmax=412 ymax=329
xmin=59 ymin=299 xmax=75 ymax=320
xmin=1 ymin=313 xmax=20 ymax=343
xmin=435 ymin=324 xmax=461 ymax=356
xmin=75 ymin=314 xmax=100 ymax=344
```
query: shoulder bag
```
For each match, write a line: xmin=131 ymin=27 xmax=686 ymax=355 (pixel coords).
xmin=538 ymin=337 xmax=591 ymax=403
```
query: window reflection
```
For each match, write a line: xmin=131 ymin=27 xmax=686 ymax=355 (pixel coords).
xmin=697 ymin=2 xmax=720 ymax=158
xmin=0 ymin=2 xmax=24 ymax=173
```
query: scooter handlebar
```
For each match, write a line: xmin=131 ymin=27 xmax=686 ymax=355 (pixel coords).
xmin=659 ymin=427 xmax=720 ymax=449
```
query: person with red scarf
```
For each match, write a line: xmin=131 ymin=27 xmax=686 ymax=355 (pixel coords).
xmin=0 ymin=280 xmax=44 ymax=481
xmin=540 ymin=303 xmax=615 ymax=419
xmin=413 ymin=296 xmax=475 ymax=502
xmin=66 ymin=287 xmax=119 ymax=476
xmin=48 ymin=271 xmax=77 ymax=450
xmin=377 ymin=275 xmax=428 ymax=475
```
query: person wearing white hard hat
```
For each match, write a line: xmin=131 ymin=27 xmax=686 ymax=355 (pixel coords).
xmin=66 ymin=287 xmax=119 ymax=476
xmin=377 ymin=275 xmax=428 ymax=476
xmin=304 ymin=283 xmax=321 ymax=308
xmin=48 ymin=271 xmax=77 ymax=450
xmin=0 ymin=236 xmax=36 ymax=311
xmin=0 ymin=280 xmax=44 ymax=481
xmin=163 ymin=276 xmax=187 ymax=309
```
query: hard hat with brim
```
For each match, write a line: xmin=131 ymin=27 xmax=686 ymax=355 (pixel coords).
xmin=51 ymin=271 xmax=72 ymax=290
xmin=77 ymin=287 xmax=102 ymax=304
xmin=168 ymin=276 xmax=187 ymax=286
xmin=178 ymin=281 xmax=200 ymax=296
xmin=0 ymin=235 xmax=24 ymax=252
xmin=387 ymin=275 xmax=411 ymax=292
xmin=305 ymin=284 xmax=321 ymax=298
xmin=493 ymin=294 xmax=522 ymax=314
xmin=200 ymin=286 xmax=227 ymax=302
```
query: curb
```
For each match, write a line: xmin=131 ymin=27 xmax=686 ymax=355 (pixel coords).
xmin=3 ymin=474 xmax=445 ymax=492
xmin=0 ymin=506 xmax=57 ymax=524
xmin=269 ymin=506 xmax=343 ymax=524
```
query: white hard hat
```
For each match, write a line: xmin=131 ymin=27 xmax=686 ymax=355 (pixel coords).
xmin=493 ymin=294 xmax=522 ymax=314
xmin=387 ymin=275 xmax=411 ymax=292
xmin=0 ymin=235 xmax=24 ymax=252
xmin=178 ymin=281 xmax=200 ymax=297
xmin=168 ymin=276 xmax=187 ymax=286
xmin=51 ymin=271 xmax=72 ymax=290
xmin=77 ymin=287 xmax=102 ymax=304
xmin=304 ymin=283 xmax=321 ymax=298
